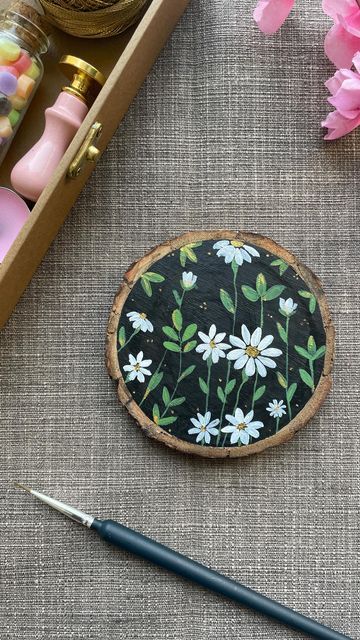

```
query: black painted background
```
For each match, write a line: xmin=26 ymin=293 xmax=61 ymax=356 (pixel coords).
xmin=117 ymin=240 xmax=326 ymax=447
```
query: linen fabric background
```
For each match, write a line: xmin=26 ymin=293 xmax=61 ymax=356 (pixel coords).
xmin=1 ymin=1 xmax=359 ymax=638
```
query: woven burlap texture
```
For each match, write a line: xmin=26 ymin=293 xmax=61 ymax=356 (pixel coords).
xmin=0 ymin=1 xmax=359 ymax=639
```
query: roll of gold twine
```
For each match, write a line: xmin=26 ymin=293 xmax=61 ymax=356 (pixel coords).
xmin=39 ymin=0 xmax=148 ymax=38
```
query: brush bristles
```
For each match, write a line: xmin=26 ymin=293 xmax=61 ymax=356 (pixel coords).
xmin=14 ymin=482 xmax=32 ymax=493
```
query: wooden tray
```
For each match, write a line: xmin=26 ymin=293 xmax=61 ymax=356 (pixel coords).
xmin=0 ymin=0 xmax=190 ymax=328
xmin=106 ymin=231 xmax=334 ymax=458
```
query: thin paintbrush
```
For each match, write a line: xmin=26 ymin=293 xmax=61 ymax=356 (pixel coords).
xmin=15 ymin=483 xmax=352 ymax=640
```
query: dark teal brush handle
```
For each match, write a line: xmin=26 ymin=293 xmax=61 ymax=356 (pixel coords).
xmin=92 ymin=519 xmax=352 ymax=640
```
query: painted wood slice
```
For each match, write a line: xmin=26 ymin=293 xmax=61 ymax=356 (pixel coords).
xmin=106 ymin=231 xmax=334 ymax=458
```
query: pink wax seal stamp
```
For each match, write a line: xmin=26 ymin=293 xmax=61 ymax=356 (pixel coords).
xmin=11 ymin=55 xmax=105 ymax=202
xmin=0 ymin=187 xmax=30 ymax=261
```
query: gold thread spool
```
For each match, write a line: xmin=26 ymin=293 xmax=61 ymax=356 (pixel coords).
xmin=39 ymin=0 xmax=148 ymax=38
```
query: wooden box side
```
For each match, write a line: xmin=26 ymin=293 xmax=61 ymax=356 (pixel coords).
xmin=0 ymin=0 xmax=190 ymax=328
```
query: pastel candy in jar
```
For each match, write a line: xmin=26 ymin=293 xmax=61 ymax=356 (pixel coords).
xmin=0 ymin=3 xmax=49 ymax=163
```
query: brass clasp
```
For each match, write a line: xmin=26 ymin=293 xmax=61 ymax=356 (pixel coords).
xmin=67 ymin=122 xmax=103 ymax=179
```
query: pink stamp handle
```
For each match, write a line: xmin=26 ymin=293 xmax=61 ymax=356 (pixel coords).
xmin=11 ymin=91 xmax=88 ymax=202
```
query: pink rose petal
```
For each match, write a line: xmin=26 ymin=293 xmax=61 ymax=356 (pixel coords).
xmin=322 ymin=0 xmax=358 ymax=21
xmin=322 ymin=109 xmax=360 ymax=139
xmin=325 ymin=68 xmax=357 ymax=95
xmin=324 ymin=22 xmax=360 ymax=68
xmin=253 ymin=0 xmax=294 ymax=35
xmin=328 ymin=78 xmax=360 ymax=114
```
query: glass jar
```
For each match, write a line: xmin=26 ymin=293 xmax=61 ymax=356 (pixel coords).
xmin=0 ymin=3 xmax=49 ymax=165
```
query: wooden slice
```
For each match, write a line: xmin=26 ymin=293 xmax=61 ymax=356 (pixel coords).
xmin=106 ymin=231 xmax=334 ymax=458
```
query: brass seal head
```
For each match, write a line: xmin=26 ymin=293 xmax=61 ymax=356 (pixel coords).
xmin=59 ymin=55 xmax=106 ymax=106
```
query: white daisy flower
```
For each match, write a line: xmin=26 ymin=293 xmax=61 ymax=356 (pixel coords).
xmin=227 ymin=324 xmax=282 ymax=377
xmin=126 ymin=311 xmax=153 ymax=333
xmin=213 ymin=239 xmax=260 ymax=266
xmin=221 ymin=408 xmax=264 ymax=445
xmin=188 ymin=411 xmax=220 ymax=444
xmin=123 ymin=351 xmax=152 ymax=383
xmin=266 ymin=399 xmax=287 ymax=418
xmin=279 ymin=298 xmax=298 ymax=317
xmin=195 ymin=324 xmax=231 ymax=364
xmin=182 ymin=271 xmax=197 ymax=290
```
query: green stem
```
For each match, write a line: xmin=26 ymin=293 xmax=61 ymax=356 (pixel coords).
xmin=309 ymin=358 xmax=315 ymax=392
xmin=260 ymin=297 xmax=264 ymax=328
xmin=118 ymin=328 xmax=140 ymax=352
xmin=139 ymin=350 xmax=166 ymax=407
xmin=251 ymin=371 xmax=259 ymax=410
xmin=285 ymin=316 xmax=292 ymax=421
xmin=276 ymin=417 xmax=279 ymax=433
xmin=217 ymin=263 xmax=239 ymax=443
xmin=221 ymin=376 xmax=248 ymax=447
xmin=205 ymin=357 xmax=212 ymax=414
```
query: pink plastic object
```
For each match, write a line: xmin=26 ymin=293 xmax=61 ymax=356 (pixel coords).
xmin=0 ymin=187 xmax=30 ymax=261
xmin=11 ymin=91 xmax=88 ymax=202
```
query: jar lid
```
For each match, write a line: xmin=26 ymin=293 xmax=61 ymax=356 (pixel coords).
xmin=106 ymin=231 xmax=334 ymax=458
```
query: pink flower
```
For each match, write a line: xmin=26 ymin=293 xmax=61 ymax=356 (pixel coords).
xmin=253 ymin=0 xmax=294 ymax=34
xmin=322 ymin=51 xmax=360 ymax=138
xmin=323 ymin=0 xmax=360 ymax=68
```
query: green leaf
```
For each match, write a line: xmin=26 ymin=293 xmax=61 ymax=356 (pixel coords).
xmin=183 ymin=340 xmax=197 ymax=353
xmin=183 ymin=323 xmax=197 ymax=341
xmin=287 ymin=382 xmax=297 ymax=402
xmin=299 ymin=368 xmax=314 ymax=389
xmin=180 ymin=251 xmax=187 ymax=267
xmin=144 ymin=271 xmax=165 ymax=283
xmin=162 ymin=386 xmax=170 ymax=406
xmin=309 ymin=296 xmax=316 ymax=314
xmin=242 ymin=370 xmax=249 ymax=383
xmin=277 ymin=371 xmax=287 ymax=389
xmin=263 ymin=284 xmax=285 ymax=301
xmin=253 ymin=385 xmax=266 ymax=402
xmin=199 ymin=377 xmax=209 ymax=394
xmin=256 ymin=273 xmax=267 ymax=296
xmin=163 ymin=341 xmax=181 ymax=352
xmin=152 ymin=403 xmax=160 ymax=420
xmin=225 ymin=378 xmax=236 ymax=395
xmin=276 ymin=322 xmax=288 ymax=344
xmin=270 ymin=259 xmax=283 ymax=266
xmin=169 ymin=397 xmax=186 ymax=407
xmin=217 ymin=386 xmax=226 ymax=403
xmin=307 ymin=335 xmax=316 ymax=354
xmin=158 ymin=416 xmax=178 ymax=426
xmin=241 ymin=285 xmax=259 ymax=302
xmin=172 ymin=289 xmax=182 ymax=306
xmin=220 ymin=289 xmax=235 ymax=314
xmin=295 ymin=345 xmax=312 ymax=360
xmin=279 ymin=263 xmax=288 ymax=276
xmin=147 ymin=371 xmax=164 ymax=393
xmin=178 ymin=365 xmax=196 ymax=382
xmin=118 ymin=326 xmax=126 ymax=347
xmin=162 ymin=326 xmax=179 ymax=341
xmin=313 ymin=346 xmax=326 ymax=360
xmin=141 ymin=277 xmax=152 ymax=297
xmin=180 ymin=245 xmax=198 ymax=264
xmin=172 ymin=308 xmax=183 ymax=331
xmin=298 ymin=290 xmax=312 ymax=299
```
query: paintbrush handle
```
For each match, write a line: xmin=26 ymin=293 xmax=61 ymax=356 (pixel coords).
xmin=91 ymin=519 xmax=352 ymax=640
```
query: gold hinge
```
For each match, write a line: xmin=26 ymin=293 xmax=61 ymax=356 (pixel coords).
xmin=67 ymin=121 xmax=103 ymax=179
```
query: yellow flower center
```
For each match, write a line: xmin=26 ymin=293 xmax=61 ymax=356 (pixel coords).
xmin=236 ymin=422 xmax=246 ymax=431
xmin=140 ymin=312 xmax=147 ymax=319
xmin=230 ymin=240 xmax=244 ymax=248
xmin=200 ymin=424 xmax=207 ymax=432
xmin=245 ymin=346 xmax=259 ymax=358
xmin=134 ymin=363 xmax=141 ymax=371
xmin=209 ymin=339 xmax=216 ymax=348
